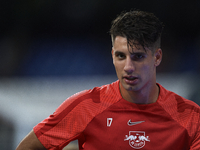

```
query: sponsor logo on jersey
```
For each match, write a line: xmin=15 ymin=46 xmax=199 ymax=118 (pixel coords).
xmin=127 ymin=120 xmax=145 ymax=126
xmin=124 ymin=131 xmax=150 ymax=149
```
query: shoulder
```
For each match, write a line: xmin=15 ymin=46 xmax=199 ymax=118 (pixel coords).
xmin=158 ymin=83 xmax=200 ymax=110
xmin=157 ymin=83 xmax=200 ymax=126
xmin=69 ymin=80 xmax=120 ymax=101
xmin=33 ymin=80 xmax=121 ymax=148
xmin=157 ymin=83 xmax=200 ymax=137
xmin=56 ymin=80 xmax=121 ymax=113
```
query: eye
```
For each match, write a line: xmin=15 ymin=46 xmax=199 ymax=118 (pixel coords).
xmin=115 ymin=52 xmax=125 ymax=60
xmin=131 ymin=53 xmax=145 ymax=60
xmin=135 ymin=54 xmax=143 ymax=59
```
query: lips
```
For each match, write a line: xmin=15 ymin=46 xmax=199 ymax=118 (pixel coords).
xmin=123 ymin=75 xmax=138 ymax=80
xmin=123 ymin=75 xmax=139 ymax=85
xmin=125 ymin=76 xmax=137 ymax=80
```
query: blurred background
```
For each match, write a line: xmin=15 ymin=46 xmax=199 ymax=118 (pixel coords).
xmin=0 ymin=0 xmax=200 ymax=149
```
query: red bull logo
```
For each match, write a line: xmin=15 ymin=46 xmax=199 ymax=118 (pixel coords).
xmin=124 ymin=131 xmax=150 ymax=149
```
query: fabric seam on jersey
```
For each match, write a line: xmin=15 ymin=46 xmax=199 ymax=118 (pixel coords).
xmin=76 ymin=81 xmax=122 ymax=146
xmin=156 ymin=95 xmax=192 ymax=141
xmin=82 ymin=97 xmax=123 ymax=134
xmin=190 ymin=111 xmax=200 ymax=147
xmin=58 ymin=133 xmax=81 ymax=150
xmin=157 ymin=84 xmax=186 ymax=130
xmin=34 ymin=80 xmax=122 ymax=149
xmin=34 ymin=89 xmax=98 ymax=138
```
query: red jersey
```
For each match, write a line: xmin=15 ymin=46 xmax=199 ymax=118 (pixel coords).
xmin=33 ymin=80 xmax=200 ymax=150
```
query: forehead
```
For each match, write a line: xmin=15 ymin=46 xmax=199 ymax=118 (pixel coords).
xmin=113 ymin=36 xmax=148 ymax=53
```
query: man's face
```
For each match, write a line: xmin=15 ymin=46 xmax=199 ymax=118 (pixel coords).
xmin=112 ymin=36 xmax=162 ymax=93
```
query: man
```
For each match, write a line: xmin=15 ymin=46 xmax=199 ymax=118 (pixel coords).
xmin=16 ymin=10 xmax=200 ymax=150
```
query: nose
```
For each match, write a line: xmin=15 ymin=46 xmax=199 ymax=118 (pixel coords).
xmin=124 ymin=57 xmax=135 ymax=74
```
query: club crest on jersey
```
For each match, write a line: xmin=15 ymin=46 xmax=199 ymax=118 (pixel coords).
xmin=124 ymin=131 xmax=150 ymax=149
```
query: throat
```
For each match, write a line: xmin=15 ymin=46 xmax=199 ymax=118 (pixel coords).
xmin=120 ymin=83 xmax=159 ymax=104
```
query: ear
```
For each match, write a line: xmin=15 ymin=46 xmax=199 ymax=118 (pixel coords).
xmin=154 ymin=48 xmax=162 ymax=67
xmin=111 ymin=48 xmax=115 ymax=58
xmin=111 ymin=48 xmax=114 ymax=64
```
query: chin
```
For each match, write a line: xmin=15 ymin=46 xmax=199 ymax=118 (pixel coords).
xmin=122 ymin=83 xmax=140 ymax=92
xmin=127 ymin=86 xmax=140 ymax=92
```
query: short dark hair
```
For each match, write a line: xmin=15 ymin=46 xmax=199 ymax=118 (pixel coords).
xmin=110 ymin=10 xmax=164 ymax=51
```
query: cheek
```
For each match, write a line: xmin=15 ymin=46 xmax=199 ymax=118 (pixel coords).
xmin=142 ymin=59 xmax=155 ymax=70
xmin=140 ymin=66 xmax=149 ymax=74
xmin=113 ymin=62 xmax=124 ymax=75
xmin=114 ymin=61 xmax=122 ymax=69
xmin=139 ymin=63 xmax=154 ymax=74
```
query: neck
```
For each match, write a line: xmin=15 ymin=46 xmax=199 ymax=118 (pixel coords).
xmin=120 ymin=82 xmax=159 ymax=104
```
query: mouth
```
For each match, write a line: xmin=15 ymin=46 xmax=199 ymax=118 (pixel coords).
xmin=123 ymin=75 xmax=138 ymax=80
xmin=123 ymin=76 xmax=139 ymax=85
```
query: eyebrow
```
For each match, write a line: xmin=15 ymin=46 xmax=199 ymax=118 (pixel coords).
xmin=130 ymin=51 xmax=147 ymax=55
xmin=114 ymin=50 xmax=146 ymax=55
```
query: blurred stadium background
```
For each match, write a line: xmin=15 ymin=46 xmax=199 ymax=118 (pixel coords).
xmin=0 ymin=0 xmax=200 ymax=149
